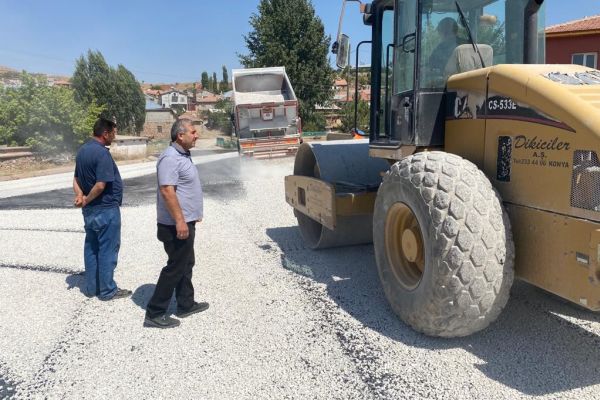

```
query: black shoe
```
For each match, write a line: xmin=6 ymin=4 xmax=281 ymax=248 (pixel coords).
xmin=143 ymin=314 xmax=181 ymax=329
xmin=176 ymin=302 xmax=209 ymax=318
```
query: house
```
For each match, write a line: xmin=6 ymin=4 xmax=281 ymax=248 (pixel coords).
xmin=142 ymin=101 xmax=177 ymax=139
xmin=178 ymin=111 xmax=203 ymax=127
xmin=333 ymin=78 xmax=350 ymax=102
xmin=159 ymin=89 xmax=188 ymax=111
xmin=546 ymin=15 xmax=600 ymax=68
xmin=144 ymin=88 xmax=161 ymax=100
xmin=196 ymin=91 xmax=221 ymax=111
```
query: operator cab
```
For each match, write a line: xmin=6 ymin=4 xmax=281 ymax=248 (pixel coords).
xmin=341 ymin=0 xmax=546 ymax=150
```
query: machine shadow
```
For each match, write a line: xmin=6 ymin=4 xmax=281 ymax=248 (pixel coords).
xmin=266 ymin=225 xmax=600 ymax=395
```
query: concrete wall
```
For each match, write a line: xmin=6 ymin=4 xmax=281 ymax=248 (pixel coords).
xmin=110 ymin=137 xmax=148 ymax=160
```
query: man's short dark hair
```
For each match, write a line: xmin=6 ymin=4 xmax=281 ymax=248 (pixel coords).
xmin=93 ymin=118 xmax=117 ymax=137
xmin=170 ymin=118 xmax=192 ymax=142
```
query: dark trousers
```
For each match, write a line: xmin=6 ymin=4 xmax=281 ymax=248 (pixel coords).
xmin=146 ymin=222 xmax=196 ymax=318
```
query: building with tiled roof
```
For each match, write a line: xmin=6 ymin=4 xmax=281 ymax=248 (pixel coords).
xmin=196 ymin=91 xmax=222 ymax=111
xmin=546 ymin=15 xmax=600 ymax=36
xmin=546 ymin=15 xmax=600 ymax=68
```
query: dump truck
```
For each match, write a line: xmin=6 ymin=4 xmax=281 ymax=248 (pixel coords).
xmin=285 ymin=0 xmax=600 ymax=337
xmin=231 ymin=67 xmax=302 ymax=158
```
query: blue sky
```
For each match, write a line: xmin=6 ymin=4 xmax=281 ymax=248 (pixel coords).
xmin=0 ymin=0 xmax=598 ymax=83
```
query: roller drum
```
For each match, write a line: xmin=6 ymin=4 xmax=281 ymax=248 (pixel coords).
xmin=293 ymin=140 xmax=389 ymax=249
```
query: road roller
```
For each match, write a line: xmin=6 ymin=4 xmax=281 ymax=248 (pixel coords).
xmin=285 ymin=0 xmax=600 ymax=337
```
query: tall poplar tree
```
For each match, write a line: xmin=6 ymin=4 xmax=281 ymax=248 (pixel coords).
xmin=201 ymin=71 xmax=209 ymax=91
xmin=212 ymin=72 xmax=218 ymax=93
xmin=71 ymin=50 xmax=145 ymax=134
xmin=239 ymin=0 xmax=333 ymax=126
xmin=220 ymin=65 xmax=229 ymax=92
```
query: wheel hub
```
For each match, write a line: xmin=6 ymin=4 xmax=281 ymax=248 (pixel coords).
xmin=401 ymin=227 xmax=422 ymax=263
xmin=385 ymin=202 xmax=425 ymax=290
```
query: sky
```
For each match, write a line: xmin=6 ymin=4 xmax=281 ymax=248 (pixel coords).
xmin=0 ymin=0 xmax=598 ymax=83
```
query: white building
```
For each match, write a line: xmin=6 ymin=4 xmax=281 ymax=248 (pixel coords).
xmin=159 ymin=90 xmax=188 ymax=110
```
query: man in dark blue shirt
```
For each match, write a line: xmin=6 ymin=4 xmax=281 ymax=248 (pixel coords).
xmin=73 ymin=118 xmax=131 ymax=300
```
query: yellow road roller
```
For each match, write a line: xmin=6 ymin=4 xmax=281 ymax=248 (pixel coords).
xmin=285 ymin=0 xmax=600 ymax=337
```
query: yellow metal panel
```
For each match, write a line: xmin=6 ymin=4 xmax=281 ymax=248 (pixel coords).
xmin=483 ymin=120 xmax=574 ymax=212
xmin=335 ymin=192 xmax=377 ymax=216
xmin=284 ymin=175 xmax=336 ymax=230
xmin=444 ymin=119 xmax=486 ymax=169
xmin=508 ymin=204 xmax=600 ymax=311
xmin=488 ymin=64 xmax=600 ymax=138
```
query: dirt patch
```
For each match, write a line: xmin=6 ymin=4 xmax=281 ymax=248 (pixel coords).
xmin=0 ymin=156 xmax=74 ymax=181
xmin=0 ymin=134 xmax=232 ymax=181
xmin=0 ymin=155 xmax=154 ymax=182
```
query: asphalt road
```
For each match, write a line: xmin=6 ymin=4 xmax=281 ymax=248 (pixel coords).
xmin=0 ymin=152 xmax=600 ymax=399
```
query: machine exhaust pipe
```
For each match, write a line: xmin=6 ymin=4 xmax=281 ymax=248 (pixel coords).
xmin=524 ymin=0 xmax=544 ymax=64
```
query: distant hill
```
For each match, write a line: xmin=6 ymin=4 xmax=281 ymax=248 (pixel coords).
xmin=0 ymin=65 xmax=20 ymax=79
xmin=0 ymin=65 xmax=70 ymax=82
xmin=141 ymin=82 xmax=201 ymax=92
xmin=0 ymin=65 xmax=17 ymax=74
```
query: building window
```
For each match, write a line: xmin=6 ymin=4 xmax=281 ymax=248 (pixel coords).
xmin=172 ymin=93 xmax=178 ymax=102
xmin=572 ymin=53 xmax=597 ymax=68
xmin=157 ymin=126 xmax=162 ymax=133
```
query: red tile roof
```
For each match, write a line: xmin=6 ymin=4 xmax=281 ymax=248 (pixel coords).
xmin=196 ymin=94 xmax=220 ymax=103
xmin=546 ymin=15 xmax=600 ymax=35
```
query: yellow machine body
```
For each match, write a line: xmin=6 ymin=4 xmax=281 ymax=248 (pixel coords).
xmin=445 ymin=63 xmax=600 ymax=310
xmin=286 ymin=63 xmax=600 ymax=311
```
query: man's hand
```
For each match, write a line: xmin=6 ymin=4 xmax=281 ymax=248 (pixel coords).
xmin=73 ymin=177 xmax=84 ymax=207
xmin=75 ymin=195 xmax=89 ymax=208
xmin=176 ymin=220 xmax=189 ymax=240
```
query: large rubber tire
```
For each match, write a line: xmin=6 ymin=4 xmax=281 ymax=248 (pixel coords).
xmin=373 ymin=151 xmax=514 ymax=337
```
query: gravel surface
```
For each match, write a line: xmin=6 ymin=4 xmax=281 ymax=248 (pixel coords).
xmin=0 ymin=154 xmax=600 ymax=399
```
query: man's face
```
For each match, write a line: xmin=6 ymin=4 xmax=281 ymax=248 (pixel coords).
xmin=103 ymin=127 xmax=117 ymax=145
xmin=178 ymin=123 xmax=198 ymax=150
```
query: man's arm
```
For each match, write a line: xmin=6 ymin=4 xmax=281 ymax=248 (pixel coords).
xmin=81 ymin=181 xmax=107 ymax=207
xmin=73 ymin=177 xmax=84 ymax=207
xmin=159 ymin=185 xmax=189 ymax=239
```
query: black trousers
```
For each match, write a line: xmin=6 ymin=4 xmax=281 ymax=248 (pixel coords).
xmin=146 ymin=222 xmax=196 ymax=318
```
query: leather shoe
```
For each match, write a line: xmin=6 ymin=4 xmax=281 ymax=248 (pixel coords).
xmin=143 ymin=315 xmax=181 ymax=329
xmin=112 ymin=288 xmax=132 ymax=299
xmin=101 ymin=288 xmax=132 ymax=301
xmin=176 ymin=302 xmax=209 ymax=318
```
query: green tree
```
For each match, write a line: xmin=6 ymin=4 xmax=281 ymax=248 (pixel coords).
xmin=220 ymin=65 xmax=229 ymax=92
xmin=71 ymin=50 xmax=145 ymax=134
xmin=0 ymin=72 xmax=102 ymax=152
xmin=150 ymin=84 xmax=162 ymax=90
xmin=113 ymin=65 xmax=146 ymax=133
xmin=219 ymin=65 xmax=229 ymax=93
xmin=212 ymin=72 xmax=218 ymax=93
xmin=201 ymin=71 xmax=209 ymax=90
xmin=340 ymin=99 xmax=370 ymax=133
xmin=206 ymin=98 xmax=233 ymax=135
xmin=239 ymin=0 xmax=333 ymax=126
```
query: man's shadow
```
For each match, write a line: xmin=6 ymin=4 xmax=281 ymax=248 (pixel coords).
xmin=65 ymin=273 xmax=86 ymax=295
xmin=66 ymin=275 xmax=176 ymax=313
xmin=132 ymin=283 xmax=179 ymax=314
